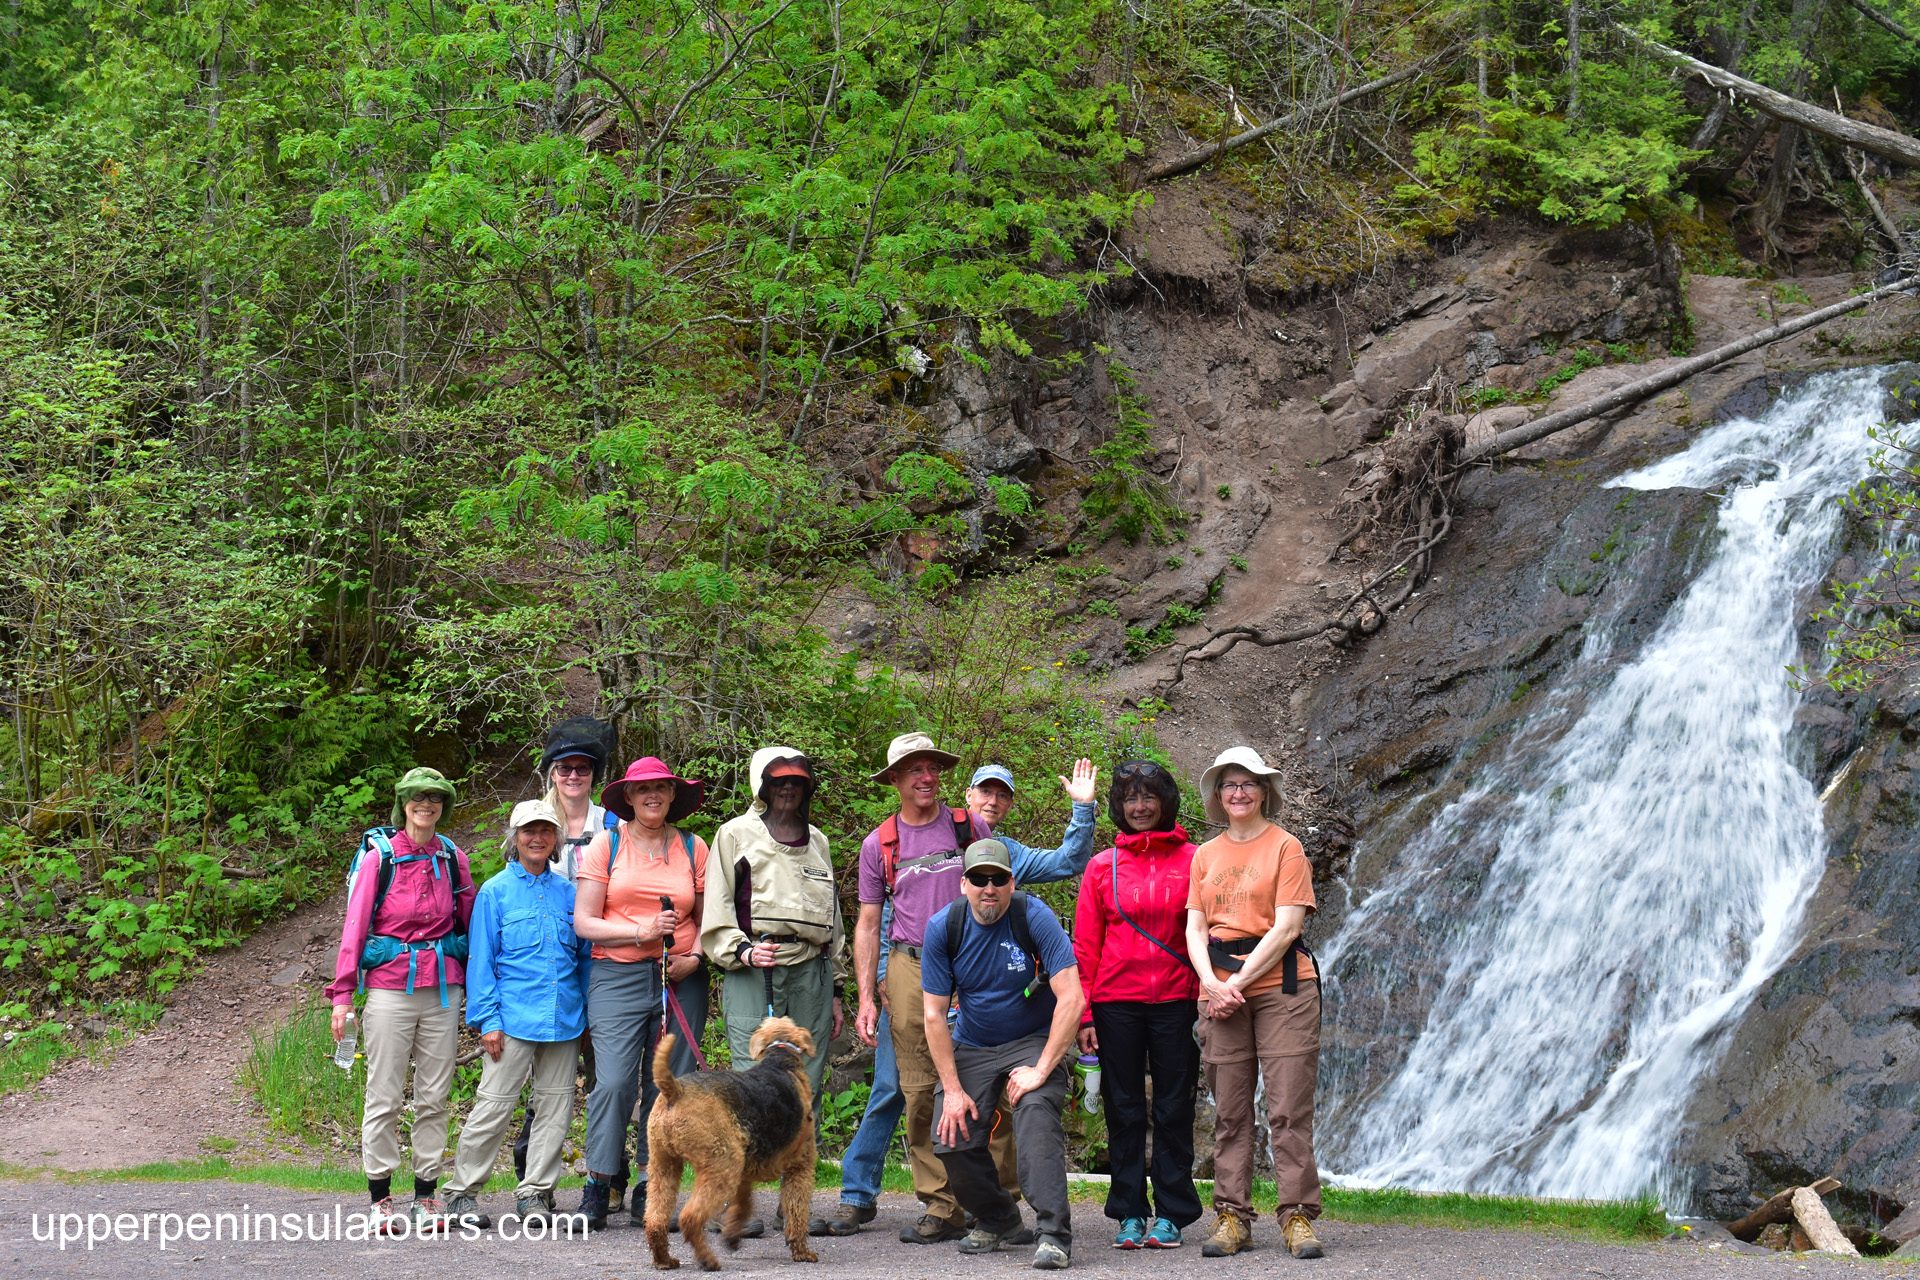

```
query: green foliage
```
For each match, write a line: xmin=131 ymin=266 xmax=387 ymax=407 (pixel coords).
xmin=1802 ymin=426 xmax=1920 ymax=691
xmin=1083 ymin=361 xmax=1183 ymax=545
xmin=817 ymin=1081 xmax=872 ymax=1155
xmin=1315 ymin=1186 xmax=1668 ymax=1241
xmin=244 ymin=1003 xmax=364 ymax=1146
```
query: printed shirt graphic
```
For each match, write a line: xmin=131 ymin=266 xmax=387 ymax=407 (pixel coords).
xmin=920 ymin=897 xmax=1078 ymax=1047
xmin=857 ymin=809 xmax=991 ymax=948
xmin=1186 ymin=823 xmax=1316 ymax=996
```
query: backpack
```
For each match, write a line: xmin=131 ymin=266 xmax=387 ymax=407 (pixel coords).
xmin=878 ymin=805 xmax=974 ymax=897
xmin=351 ymin=827 xmax=471 ymax=1006
xmin=941 ymin=891 xmax=1050 ymax=999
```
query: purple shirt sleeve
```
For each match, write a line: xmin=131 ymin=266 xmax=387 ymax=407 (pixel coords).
xmin=857 ymin=830 xmax=885 ymax=905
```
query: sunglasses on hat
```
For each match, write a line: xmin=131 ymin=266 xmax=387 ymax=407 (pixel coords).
xmin=965 ymin=869 xmax=1011 ymax=887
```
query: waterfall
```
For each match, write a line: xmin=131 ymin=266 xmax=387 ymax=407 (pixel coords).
xmin=1318 ymin=367 xmax=1887 ymax=1202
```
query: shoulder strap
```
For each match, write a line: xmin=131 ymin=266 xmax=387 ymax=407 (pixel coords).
xmin=879 ymin=815 xmax=901 ymax=895
xmin=608 ymin=827 xmax=621 ymax=875
xmin=950 ymin=805 xmax=973 ymax=855
xmin=682 ymin=829 xmax=696 ymax=877
xmin=943 ymin=898 xmax=969 ymax=965
xmin=1010 ymin=893 xmax=1049 ymax=995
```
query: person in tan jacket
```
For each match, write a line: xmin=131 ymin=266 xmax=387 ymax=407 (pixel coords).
xmin=702 ymin=745 xmax=846 ymax=1098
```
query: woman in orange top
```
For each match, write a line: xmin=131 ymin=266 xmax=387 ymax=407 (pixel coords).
xmin=574 ymin=756 xmax=708 ymax=1231
xmin=1183 ymin=746 xmax=1323 ymax=1261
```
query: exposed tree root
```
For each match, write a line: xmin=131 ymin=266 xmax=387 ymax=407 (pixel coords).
xmin=1153 ymin=411 xmax=1460 ymax=693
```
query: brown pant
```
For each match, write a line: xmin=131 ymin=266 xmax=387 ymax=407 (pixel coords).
xmin=887 ymin=947 xmax=1019 ymax=1221
xmin=1198 ymin=981 xmax=1320 ymax=1223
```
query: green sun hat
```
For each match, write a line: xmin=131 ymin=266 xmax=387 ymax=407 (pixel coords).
xmin=391 ymin=766 xmax=458 ymax=826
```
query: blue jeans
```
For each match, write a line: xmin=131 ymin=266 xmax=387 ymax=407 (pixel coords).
xmin=839 ymin=1008 xmax=904 ymax=1208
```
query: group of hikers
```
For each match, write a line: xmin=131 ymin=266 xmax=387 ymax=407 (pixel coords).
xmin=327 ymin=723 xmax=1326 ymax=1268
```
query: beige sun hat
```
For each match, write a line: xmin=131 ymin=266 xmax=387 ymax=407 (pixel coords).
xmin=869 ymin=731 xmax=963 ymax=783
xmin=503 ymin=797 xmax=563 ymax=857
xmin=1199 ymin=746 xmax=1285 ymax=824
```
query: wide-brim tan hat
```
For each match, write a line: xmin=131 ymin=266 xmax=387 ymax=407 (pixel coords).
xmin=1200 ymin=746 xmax=1284 ymax=824
xmin=870 ymin=731 xmax=962 ymax=783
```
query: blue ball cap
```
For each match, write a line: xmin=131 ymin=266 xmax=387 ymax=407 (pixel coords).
xmin=969 ymin=763 xmax=1016 ymax=793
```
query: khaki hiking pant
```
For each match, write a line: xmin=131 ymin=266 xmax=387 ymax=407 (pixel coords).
xmin=886 ymin=948 xmax=1018 ymax=1222
xmin=1198 ymin=981 xmax=1321 ymax=1224
xmin=721 ymin=955 xmax=834 ymax=1102
xmin=445 ymin=1034 xmax=579 ymax=1200
xmin=361 ymin=985 xmax=464 ymax=1182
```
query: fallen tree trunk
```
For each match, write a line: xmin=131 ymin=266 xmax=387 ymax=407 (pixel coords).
xmin=1142 ymin=53 xmax=1452 ymax=183
xmin=1843 ymin=0 xmax=1920 ymax=46
xmin=1728 ymin=1177 xmax=1841 ymax=1241
xmin=1792 ymin=1186 xmax=1862 ymax=1255
xmin=1615 ymin=25 xmax=1920 ymax=169
xmin=1463 ymin=275 xmax=1920 ymax=462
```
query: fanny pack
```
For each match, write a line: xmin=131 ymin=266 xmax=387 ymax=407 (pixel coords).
xmin=361 ymin=933 xmax=469 ymax=1007
xmin=1207 ymin=935 xmax=1317 ymax=995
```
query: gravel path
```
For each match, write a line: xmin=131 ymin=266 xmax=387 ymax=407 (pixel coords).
xmin=0 ymin=1184 xmax=1905 ymax=1280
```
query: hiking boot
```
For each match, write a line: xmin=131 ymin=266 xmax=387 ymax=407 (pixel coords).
xmin=826 ymin=1203 xmax=875 ymax=1236
xmin=410 ymin=1197 xmax=449 ymax=1232
xmin=446 ymin=1193 xmax=492 ymax=1230
xmin=1200 ymin=1213 xmax=1251 ymax=1257
xmin=716 ymin=1216 xmax=765 ymax=1238
xmin=1144 ymin=1218 xmax=1183 ymax=1248
xmin=900 ymin=1212 xmax=968 ymax=1244
xmin=579 ymin=1180 xmax=611 ymax=1231
xmin=1033 ymin=1236 xmax=1071 ymax=1270
xmin=1280 ymin=1211 xmax=1323 ymax=1259
xmin=1112 ymin=1217 xmax=1147 ymax=1249
xmin=515 ymin=1195 xmax=551 ymax=1227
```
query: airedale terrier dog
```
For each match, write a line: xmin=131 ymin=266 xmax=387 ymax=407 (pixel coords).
xmin=644 ymin=1016 xmax=819 ymax=1271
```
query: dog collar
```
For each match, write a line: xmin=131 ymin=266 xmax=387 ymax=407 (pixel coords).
xmin=768 ymin=1040 xmax=807 ymax=1056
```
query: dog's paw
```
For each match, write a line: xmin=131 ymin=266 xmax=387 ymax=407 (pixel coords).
xmin=654 ymin=1259 xmax=681 ymax=1271
xmin=721 ymin=1234 xmax=742 ymax=1252
xmin=700 ymin=1259 xmax=722 ymax=1272
xmin=791 ymin=1248 xmax=819 ymax=1263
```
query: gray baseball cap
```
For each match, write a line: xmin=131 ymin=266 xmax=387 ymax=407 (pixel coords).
xmin=962 ymin=838 xmax=1014 ymax=875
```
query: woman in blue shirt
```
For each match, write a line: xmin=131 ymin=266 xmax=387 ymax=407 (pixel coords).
xmin=444 ymin=799 xmax=593 ymax=1228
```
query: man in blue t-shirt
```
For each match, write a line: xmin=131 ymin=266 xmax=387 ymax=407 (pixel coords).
xmin=922 ymin=839 xmax=1084 ymax=1271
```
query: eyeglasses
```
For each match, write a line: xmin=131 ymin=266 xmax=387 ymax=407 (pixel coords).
xmin=1219 ymin=780 xmax=1265 ymax=795
xmin=965 ymin=869 xmax=1011 ymax=887
xmin=551 ymin=762 xmax=595 ymax=778
xmin=1114 ymin=761 xmax=1163 ymax=779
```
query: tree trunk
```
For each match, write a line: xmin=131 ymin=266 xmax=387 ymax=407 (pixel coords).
xmin=1566 ymin=0 xmax=1582 ymax=117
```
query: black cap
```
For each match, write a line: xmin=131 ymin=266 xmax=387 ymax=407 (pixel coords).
xmin=538 ymin=717 xmax=618 ymax=780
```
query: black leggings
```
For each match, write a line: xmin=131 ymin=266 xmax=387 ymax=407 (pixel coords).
xmin=1091 ymin=1000 xmax=1202 ymax=1228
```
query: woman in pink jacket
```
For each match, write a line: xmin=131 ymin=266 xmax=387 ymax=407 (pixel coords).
xmin=328 ymin=766 xmax=476 ymax=1234
xmin=1072 ymin=760 xmax=1200 ymax=1250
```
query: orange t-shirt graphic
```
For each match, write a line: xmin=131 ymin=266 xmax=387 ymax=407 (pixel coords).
xmin=1186 ymin=823 xmax=1316 ymax=995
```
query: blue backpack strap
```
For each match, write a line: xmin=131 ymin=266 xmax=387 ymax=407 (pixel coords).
xmin=608 ymin=827 xmax=621 ymax=875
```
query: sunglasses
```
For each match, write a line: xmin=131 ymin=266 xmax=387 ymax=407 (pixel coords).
xmin=965 ymin=869 xmax=1011 ymax=887
xmin=551 ymin=762 xmax=595 ymax=778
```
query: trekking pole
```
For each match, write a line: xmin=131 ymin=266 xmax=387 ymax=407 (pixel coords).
xmin=657 ymin=894 xmax=674 ymax=1039
xmin=760 ymin=934 xmax=776 ymax=1019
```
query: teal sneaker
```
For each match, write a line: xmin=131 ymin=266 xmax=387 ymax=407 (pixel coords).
xmin=1144 ymin=1218 xmax=1183 ymax=1248
xmin=1112 ymin=1217 xmax=1147 ymax=1249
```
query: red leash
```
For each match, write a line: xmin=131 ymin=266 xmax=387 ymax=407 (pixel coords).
xmin=665 ymin=977 xmax=708 ymax=1071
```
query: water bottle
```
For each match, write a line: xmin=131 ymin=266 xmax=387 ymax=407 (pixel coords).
xmin=1075 ymin=1054 xmax=1101 ymax=1114
xmin=332 ymin=1011 xmax=358 ymax=1071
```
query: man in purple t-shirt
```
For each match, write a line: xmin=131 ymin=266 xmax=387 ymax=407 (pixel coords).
xmin=854 ymin=731 xmax=996 ymax=1244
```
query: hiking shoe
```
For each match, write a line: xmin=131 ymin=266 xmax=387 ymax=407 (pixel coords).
xmin=1280 ymin=1211 xmax=1323 ymax=1259
xmin=959 ymin=1223 xmax=1036 ymax=1253
xmin=1201 ymin=1213 xmax=1251 ymax=1257
xmin=720 ymin=1216 xmax=765 ymax=1238
xmin=515 ymin=1195 xmax=551 ymax=1226
xmin=1033 ymin=1236 xmax=1071 ymax=1270
xmin=446 ymin=1193 xmax=492 ymax=1230
xmin=1145 ymin=1218 xmax=1183 ymax=1248
xmin=608 ymin=1182 xmax=628 ymax=1218
xmin=827 ymin=1203 xmax=876 ymax=1236
xmin=370 ymin=1197 xmax=407 ymax=1236
xmin=1112 ymin=1217 xmax=1148 ymax=1249
xmin=410 ymin=1197 xmax=449 ymax=1232
xmin=900 ymin=1212 xmax=968 ymax=1244
xmin=579 ymin=1180 xmax=611 ymax=1231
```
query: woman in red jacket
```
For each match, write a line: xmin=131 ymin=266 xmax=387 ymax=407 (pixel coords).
xmin=1072 ymin=760 xmax=1200 ymax=1250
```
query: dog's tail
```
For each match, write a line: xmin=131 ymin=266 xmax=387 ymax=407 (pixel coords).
xmin=652 ymin=1032 xmax=681 ymax=1106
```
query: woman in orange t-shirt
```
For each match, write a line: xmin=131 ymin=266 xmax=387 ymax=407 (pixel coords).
xmin=1183 ymin=746 xmax=1322 ymax=1261
xmin=573 ymin=756 xmax=708 ymax=1230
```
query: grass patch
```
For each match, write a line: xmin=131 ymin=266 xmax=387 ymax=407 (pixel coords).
xmin=1319 ymin=1186 xmax=1668 ymax=1241
xmin=0 ymin=1022 xmax=84 ymax=1096
xmin=242 ymin=1002 xmax=362 ymax=1147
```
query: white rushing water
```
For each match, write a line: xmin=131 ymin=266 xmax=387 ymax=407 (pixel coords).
xmin=1320 ymin=368 xmax=1888 ymax=1201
